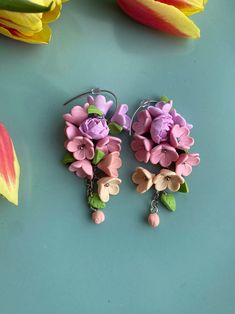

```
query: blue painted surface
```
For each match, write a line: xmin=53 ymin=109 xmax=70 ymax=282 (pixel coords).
xmin=0 ymin=1 xmax=235 ymax=313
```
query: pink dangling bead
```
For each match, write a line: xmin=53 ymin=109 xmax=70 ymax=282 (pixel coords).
xmin=92 ymin=210 xmax=105 ymax=224
xmin=148 ymin=213 xmax=160 ymax=228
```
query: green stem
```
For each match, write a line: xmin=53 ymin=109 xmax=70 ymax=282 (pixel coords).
xmin=0 ymin=0 xmax=53 ymax=13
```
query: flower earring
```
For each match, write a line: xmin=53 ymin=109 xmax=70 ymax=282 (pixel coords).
xmin=63 ymin=88 xmax=130 ymax=224
xmin=131 ymin=96 xmax=200 ymax=228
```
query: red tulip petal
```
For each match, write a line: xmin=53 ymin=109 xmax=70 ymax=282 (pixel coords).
xmin=117 ymin=0 xmax=200 ymax=38
xmin=0 ymin=123 xmax=20 ymax=205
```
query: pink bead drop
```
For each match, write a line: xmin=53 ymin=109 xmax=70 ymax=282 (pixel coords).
xmin=148 ymin=213 xmax=160 ymax=228
xmin=92 ymin=210 xmax=105 ymax=225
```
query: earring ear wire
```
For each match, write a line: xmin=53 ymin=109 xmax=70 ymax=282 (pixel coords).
xmin=63 ymin=88 xmax=118 ymax=110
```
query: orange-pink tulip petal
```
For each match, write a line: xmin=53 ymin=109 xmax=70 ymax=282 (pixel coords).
xmin=0 ymin=123 xmax=20 ymax=206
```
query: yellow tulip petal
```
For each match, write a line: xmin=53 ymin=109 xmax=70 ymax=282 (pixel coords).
xmin=118 ymin=0 xmax=200 ymax=38
xmin=0 ymin=124 xmax=20 ymax=206
xmin=42 ymin=2 xmax=62 ymax=23
xmin=0 ymin=22 xmax=51 ymax=44
xmin=0 ymin=11 xmax=43 ymax=35
xmin=157 ymin=0 xmax=206 ymax=16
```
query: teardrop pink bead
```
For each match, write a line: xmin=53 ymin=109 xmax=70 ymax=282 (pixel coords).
xmin=92 ymin=210 xmax=105 ymax=225
xmin=148 ymin=213 xmax=160 ymax=228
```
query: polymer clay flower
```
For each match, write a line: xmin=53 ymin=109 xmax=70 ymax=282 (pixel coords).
xmin=170 ymin=124 xmax=194 ymax=150
xmin=176 ymin=153 xmax=200 ymax=176
xmin=88 ymin=95 xmax=113 ymax=116
xmin=0 ymin=0 xmax=66 ymax=44
xmin=150 ymin=114 xmax=174 ymax=144
xmin=131 ymin=135 xmax=153 ymax=163
xmin=69 ymin=160 xmax=93 ymax=179
xmin=64 ymin=122 xmax=80 ymax=140
xmin=132 ymin=109 xmax=152 ymax=135
xmin=111 ymin=104 xmax=131 ymax=130
xmin=97 ymin=177 xmax=122 ymax=202
xmin=96 ymin=136 xmax=121 ymax=155
xmin=65 ymin=136 xmax=94 ymax=161
xmin=63 ymin=105 xmax=88 ymax=127
xmin=132 ymin=167 xmax=155 ymax=193
xmin=97 ymin=152 xmax=122 ymax=177
xmin=170 ymin=109 xmax=193 ymax=130
xmin=150 ymin=144 xmax=179 ymax=167
xmin=153 ymin=169 xmax=184 ymax=192
xmin=79 ymin=117 xmax=109 ymax=140
xmin=148 ymin=101 xmax=173 ymax=117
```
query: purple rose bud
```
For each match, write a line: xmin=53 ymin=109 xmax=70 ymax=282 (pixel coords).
xmin=79 ymin=117 xmax=109 ymax=140
xmin=150 ymin=114 xmax=173 ymax=144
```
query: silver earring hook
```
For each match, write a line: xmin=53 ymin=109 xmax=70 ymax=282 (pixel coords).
xmin=129 ymin=99 xmax=158 ymax=136
xmin=63 ymin=88 xmax=118 ymax=110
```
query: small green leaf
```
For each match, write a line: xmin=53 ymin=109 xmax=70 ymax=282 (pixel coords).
xmin=160 ymin=96 xmax=170 ymax=103
xmin=92 ymin=149 xmax=105 ymax=165
xmin=0 ymin=0 xmax=53 ymax=12
xmin=160 ymin=192 xmax=176 ymax=212
xmin=108 ymin=122 xmax=123 ymax=135
xmin=87 ymin=105 xmax=103 ymax=116
xmin=178 ymin=181 xmax=189 ymax=193
xmin=88 ymin=193 xmax=106 ymax=209
xmin=63 ymin=152 xmax=75 ymax=166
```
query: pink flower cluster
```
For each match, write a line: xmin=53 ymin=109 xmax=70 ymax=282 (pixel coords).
xmin=64 ymin=95 xmax=125 ymax=179
xmin=131 ymin=100 xmax=200 ymax=176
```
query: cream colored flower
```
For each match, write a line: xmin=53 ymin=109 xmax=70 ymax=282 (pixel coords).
xmin=153 ymin=169 xmax=184 ymax=192
xmin=132 ymin=167 xmax=155 ymax=193
xmin=97 ymin=177 xmax=121 ymax=202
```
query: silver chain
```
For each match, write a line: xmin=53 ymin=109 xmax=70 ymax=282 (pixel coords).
xmin=150 ymin=190 xmax=160 ymax=213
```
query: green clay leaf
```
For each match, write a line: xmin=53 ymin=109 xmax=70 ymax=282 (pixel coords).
xmin=108 ymin=122 xmax=123 ymax=135
xmin=87 ymin=105 xmax=103 ymax=116
xmin=160 ymin=96 xmax=170 ymax=103
xmin=178 ymin=181 xmax=189 ymax=193
xmin=63 ymin=152 xmax=75 ymax=166
xmin=160 ymin=193 xmax=176 ymax=212
xmin=88 ymin=193 xmax=106 ymax=209
xmin=92 ymin=149 xmax=105 ymax=165
xmin=0 ymin=0 xmax=53 ymax=12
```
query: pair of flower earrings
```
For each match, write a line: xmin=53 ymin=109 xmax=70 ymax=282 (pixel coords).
xmin=63 ymin=88 xmax=200 ymax=228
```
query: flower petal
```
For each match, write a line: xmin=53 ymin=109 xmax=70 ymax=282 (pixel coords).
xmin=0 ymin=123 xmax=20 ymax=206
xmin=117 ymin=0 xmax=201 ymax=39
xmin=153 ymin=174 xmax=168 ymax=191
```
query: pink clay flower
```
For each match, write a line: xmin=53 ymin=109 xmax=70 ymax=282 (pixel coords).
xmin=96 ymin=136 xmax=122 ymax=155
xmin=69 ymin=160 xmax=93 ymax=179
xmin=63 ymin=105 xmax=88 ymax=127
xmin=132 ymin=109 xmax=152 ymax=135
xmin=175 ymin=153 xmax=200 ymax=176
xmin=150 ymin=143 xmax=179 ymax=167
xmin=65 ymin=136 xmax=95 ymax=161
xmin=131 ymin=135 xmax=153 ymax=163
xmin=170 ymin=124 xmax=194 ymax=150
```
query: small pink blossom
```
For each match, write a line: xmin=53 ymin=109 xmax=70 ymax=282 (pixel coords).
xmin=131 ymin=135 xmax=153 ymax=163
xmin=63 ymin=104 xmax=88 ymax=127
xmin=65 ymin=136 xmax=95 ymax=161
xmin=150 ymin=143 xmax=179 ymax=167
xmin=69 ymin=160 xmax=93 ymax=179
xmin=148 ymin=101 xmax=173 ymax=117
xmin=176 ymin=153 xmax=200 ymax=176
xmin=170 ymin=124 xmax=194 ymax=150
xmin=132 ymin=109 xmax=152 ymax=135
xmin=96 ymin=136 xmax=122 ymax=155
xmin=65 ymin=122 xmax=81 ymax=140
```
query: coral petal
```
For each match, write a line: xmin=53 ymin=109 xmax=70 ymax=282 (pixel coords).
xmin=0 ymin=123 xmax=20 ymax=205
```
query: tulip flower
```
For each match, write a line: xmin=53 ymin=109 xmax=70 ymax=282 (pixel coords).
xmin=0 ymin=123 xmax=20 ymax=206
xmin=0 ymin=0 xmax=66 ymax=44
xmin=117 ymin=0 xmax=208 ymax=39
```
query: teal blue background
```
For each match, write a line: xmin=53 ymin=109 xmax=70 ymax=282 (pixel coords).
xmin=0 ymin=1 xmax=235 ymax=313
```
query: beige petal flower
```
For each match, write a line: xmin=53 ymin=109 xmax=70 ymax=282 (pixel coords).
xmin=132 ymin=167 xmax=154 ymax=193
xmin=153 ymin=169 xmax=184 ymax=192
xmin=97 ymin=177 xmax=122 ymax=202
